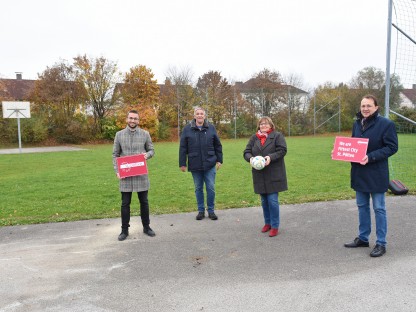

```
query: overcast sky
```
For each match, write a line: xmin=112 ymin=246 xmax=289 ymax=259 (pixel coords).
xmin=1 ymin=0 xmax=390 ymax=89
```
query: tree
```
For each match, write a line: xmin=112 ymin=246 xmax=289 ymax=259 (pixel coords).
xmin=196 ymin=71 xmax=232 ymax=129
xmin=350 ymin=66 xmax=385 ymax=90
xmin=244 ymin=69 xmax=286 ymax=118
xmin=162 ymin=66 xmax=199 ymax=138
xmin=117 ymin=65 xmax=160 ymax=139
xmin=349 ymin=66 xmax=403 ymax=112
xmin=31 ymin=60 xmax=88 ymax=142
xmin=73 ymin=55 xmax=120 ymax=135
xmin=32 ymin=61 xmax=86 ymax=118
xmin=308 ymin=82 xmax=346 ymax=134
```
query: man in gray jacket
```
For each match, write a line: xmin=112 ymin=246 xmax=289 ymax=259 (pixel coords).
xmin=112 ymin=110 xmax=155 ymax=241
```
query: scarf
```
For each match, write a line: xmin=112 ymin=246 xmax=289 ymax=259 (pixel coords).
xmin=356 ymin=110 xmax=379 ymax=131
xmin=256 ymin=129 xmax=272 ymax=146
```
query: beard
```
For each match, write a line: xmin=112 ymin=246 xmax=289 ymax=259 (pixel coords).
xmin=128 ymin=123 xmax=138 ymax=129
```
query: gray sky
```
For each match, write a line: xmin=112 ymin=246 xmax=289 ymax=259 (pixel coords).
xmin=1 ymin=0 xmax=390 ymax=89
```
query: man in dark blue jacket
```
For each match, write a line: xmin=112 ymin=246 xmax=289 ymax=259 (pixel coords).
xmin=179 ymin=107 xmax=223 ymax=220
xmin=344 ymin=95 xmax=398 ymax=257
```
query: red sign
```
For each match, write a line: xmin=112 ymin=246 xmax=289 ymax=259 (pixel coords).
xmin=332 ymin=136 xmax=369 ymax=163
xmin=116 ymin=154 xmax=148 ymax=178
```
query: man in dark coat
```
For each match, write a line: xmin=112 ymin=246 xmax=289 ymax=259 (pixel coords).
xmin=344 ymin=95 xmax=398 ymax=257
xmin=179 ymin=107 xmax=223 ymax=220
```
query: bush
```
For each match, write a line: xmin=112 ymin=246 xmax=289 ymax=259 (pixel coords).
xmin=0 ymin=117 xmax=48 ymax=144
xmin=54 ymin=119 xmax=90 ymax=144
xmin=157 ymin=122 xmax=172 ymax=141
xmin=101 ymin=117 xmax=121 ymax=140
xmin=21 ymin=118 xmax=48 ymax=143
xmin=0 ymin=118 xmax=17 ymax=143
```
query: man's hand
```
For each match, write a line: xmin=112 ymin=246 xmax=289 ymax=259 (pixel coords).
xmin=359 ymin=155 xmax=369 ymax=165
xmin=180 ymin=166 xmax=187 ymax=172
xmin=216 ymin=162 xmax=222 ymax=170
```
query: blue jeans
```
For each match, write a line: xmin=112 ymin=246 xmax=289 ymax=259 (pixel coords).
xmin=260 ymin=193 xmax=280 ymax=229
xmin=356 ymin=191 xmax=387 ymax=246
xmin=191 ymin=166 xmax=216 ymax=213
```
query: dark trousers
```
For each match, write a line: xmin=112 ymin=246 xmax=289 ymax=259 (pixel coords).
xmin=121 ymin=191 xmax=150 ymax=230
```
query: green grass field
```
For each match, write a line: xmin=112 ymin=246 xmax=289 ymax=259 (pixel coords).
xmin=1 ymin=134 xmax=414 ymax=226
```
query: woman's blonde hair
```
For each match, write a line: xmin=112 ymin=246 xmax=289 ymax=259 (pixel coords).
xmin=256 ymin=116 xmax=275 ymax=131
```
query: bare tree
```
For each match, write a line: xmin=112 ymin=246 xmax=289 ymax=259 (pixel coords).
xmin=164 ymin=65 xmax=199 ymax=136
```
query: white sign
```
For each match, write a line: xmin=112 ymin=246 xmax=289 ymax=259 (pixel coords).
xmin=2 ymin=101 xmax=31 ymax=118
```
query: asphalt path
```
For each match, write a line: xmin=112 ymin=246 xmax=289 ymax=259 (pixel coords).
xmin=1 ymin=196 xmax=416 ymax=312
xmin=0 ymin=146 xmax=86 ymax=154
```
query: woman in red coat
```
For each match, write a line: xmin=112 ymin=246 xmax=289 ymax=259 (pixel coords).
xmin=243 ymin=117 xmax=288 ymax=237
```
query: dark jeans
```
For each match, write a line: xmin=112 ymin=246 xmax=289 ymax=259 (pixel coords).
xmin=121 ymin=191 xmax=150 ymax=230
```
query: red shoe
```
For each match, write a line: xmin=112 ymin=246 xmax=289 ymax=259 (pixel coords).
xmin=261 ymin=224 xmax=271 ymax=233
xmin=269 ymin=228 xmax=278 ymax=237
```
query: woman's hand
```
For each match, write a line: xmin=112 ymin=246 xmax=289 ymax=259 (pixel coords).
xmin=264 ymin=156 xmax=271 ymax=166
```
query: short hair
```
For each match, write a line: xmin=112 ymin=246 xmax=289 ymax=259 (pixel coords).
xmin=193 ymin=107 xmax=206 ymax=116
xmin=362 ymin=95 xmax=378 ymax=106
xmin=256 ymin=116 xmax=275 ymax=131
xmin=127 ymin=109 xmax=139 ymax=117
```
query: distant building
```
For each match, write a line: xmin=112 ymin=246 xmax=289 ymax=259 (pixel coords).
xmin=399 ymin=84 xmax=416 ymax=108
xmin=0 ymin=73 xmax=36 ymax=101
xmin=235 ymin=78 xmax=309 ymax=116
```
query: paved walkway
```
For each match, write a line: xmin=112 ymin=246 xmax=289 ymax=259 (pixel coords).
xmin=1 ymin=196 xmax=416 ymax=312
xmin=0 ymin=146 xmax=86 ymax=155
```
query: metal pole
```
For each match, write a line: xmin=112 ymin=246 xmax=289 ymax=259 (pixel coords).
xmin=177 ymin=87 xmax=180 ymax=140
xmin=288 ymin=87 xmax=291 ymax=137
xmin=313 ymin=95 xmax=316 ymax=136
xmin=385 ymin=0 xmax=393 ymax=118
xmin=338 ymin=96 xmax=341 ymax=133
xmin=234 ymin=89 xmax=237 ymax=139
xmin=17 ymin=116 xmax=22 ymax=154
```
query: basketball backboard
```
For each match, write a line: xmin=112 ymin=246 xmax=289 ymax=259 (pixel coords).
xmin=2 ymin=101 xmax=31 ymax=118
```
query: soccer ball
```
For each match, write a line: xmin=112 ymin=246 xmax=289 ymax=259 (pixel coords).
xmin=250 ymin=156 xmax=266 ymax=170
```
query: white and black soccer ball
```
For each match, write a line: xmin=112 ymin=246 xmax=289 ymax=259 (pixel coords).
xmin=250 ymin=156 xmax=266 ymax=170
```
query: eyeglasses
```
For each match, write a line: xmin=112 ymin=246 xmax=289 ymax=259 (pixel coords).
xmin=128 ymin=117 xmax=139 ymax=121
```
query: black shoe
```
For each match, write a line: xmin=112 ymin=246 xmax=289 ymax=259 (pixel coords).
xmin=143 ymin=227 xmax=156 ymax=237
xmin=208 ymin=212 xmax=218 ymax=220
xmin=370 ymin=244 xmax=386 ymax=257
xmin=344 ymin=237 xmax=369 ymax=248
xmin=196 ymin=212 xmax=205 ymax=220
xmin=118 ymin=229 xmax=129 ymax=241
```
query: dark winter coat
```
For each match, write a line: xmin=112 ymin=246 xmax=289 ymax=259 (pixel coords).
xmin=179 ymin=119 xmax=223 ymax=172
xmin=351 ymin=111 xmax=398 ymax=193
xmin=243 ymin=131 xmax=288 ymax=194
